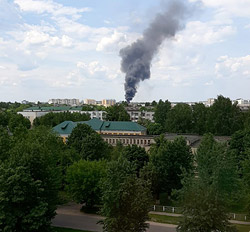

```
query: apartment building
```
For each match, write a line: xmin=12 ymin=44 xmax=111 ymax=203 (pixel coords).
xmin=126 ymin=107 xmax=154 ymax=122
xmin=48 ymin=98 xmax=80 ymax=106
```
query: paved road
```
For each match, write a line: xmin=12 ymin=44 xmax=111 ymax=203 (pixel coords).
xmin=52 ymin=213 xmax=177 ymax=232
xmin=52 ymin=203 xmax=177 ymax=232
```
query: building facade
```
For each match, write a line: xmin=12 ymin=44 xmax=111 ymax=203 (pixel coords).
xmin=48 ymin=98 xmax=80 ymax=106
xmin=102 ymin=99 xmax=116 ymax=107
xmin=126 ymin=107 xmax=154 ymax=122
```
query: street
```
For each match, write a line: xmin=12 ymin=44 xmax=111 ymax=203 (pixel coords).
xmin=52 ymin=203 xmax=177 ymax=232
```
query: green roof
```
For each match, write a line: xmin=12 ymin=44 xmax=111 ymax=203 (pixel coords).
xmin=24 ymin=106 xmax=82 ymax=111
xmin=53 ymin=118 xmax=146 ymax=135
xmin=101 ymin=121 xmax=146 ymax=131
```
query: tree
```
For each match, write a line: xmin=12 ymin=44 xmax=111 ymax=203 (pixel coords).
xmin=207 ymin=95 xmax=243 ymax=135
xmin=100 ymin=158 xmax=152 ymax=232
xmin=104 ymin=104 xmax=130 ymax=121
xmin=242 ymin=152 xmax=250 ymax=214
xmin=229 ymin=129 xmax=250 ymax=173
xmin=177 ymin=134 xmax=239 ymax=232
xmin=146 ymin=122 xmax=164 ymax=135
xmin=0 ymin=164 xmax=52 ymax=232
xmin=0 ymin=126 xmax=63 ymax=232
xmin=151 ymin=100 xmax=157 ymax=106
xmin=8 ymin=113 xmax=31 ymax=132
xmin=196 ymin=134 xmax=238 ymax=199
xmin=67 ymin=123 xmax=110 ymax=160
xmin=66 ymin=160 xmax=106 ymax=209
xmin=138 ymin=118 xmax=164 ymax=135
xmin=230 ymin=129 xmax=250 ymax=213
xmin=165 ymin=103 xmax=193 ymax=133
xmin=192 ymin=103 xmax=208 ymax=135
xmin=0 ymin=111 xmax=9 ymax=127
xmin=0 ymin=126 xmax=11 ymax=162
xmin=122 ymin=145 xmax=149 ymax=174
xmin=153 ymin=99 xmax=171 ymax=128
xmin=33 ymin=112 xmax=90 ymax=127
xmin=177 ymin=179 xmax=237 ymax=232
xmin=243 ymin=109 xmax=250 ymax=129
xmin=150 ymin=135 xmax=193 ymax=199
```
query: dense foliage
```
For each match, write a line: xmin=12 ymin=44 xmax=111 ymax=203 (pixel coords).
xmin=33 ymin=112 xmax=90 ymax=127
xmin=66 ymin=160 xmax=106 ymax=208
xmin=67 ymin=123 xmax=110 ymax=160
xmin=152 ymin=95 xmax=247 ymax=136
xmin=104 ymin=104 xmax=130 ymax=121
xmin=178 ymin=134 xmax=239 ymax=231
xmin=150 ymin=135 xmax=193 ymax=198
xmin=153 ymin=99 xmax=171 ymax=128
xmin=0 ymin=127 xmax=64 ymax=232
xmin=100 ymin=158 xmax=152 ymax=232
xmin=0 ymin=111 xmax=31 ymax=132
xmin=122 ymin=145 xmax=149 ymax=174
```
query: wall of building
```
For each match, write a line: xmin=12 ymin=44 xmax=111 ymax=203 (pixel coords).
xmin=18 ymin=111 xmax=48 ymax=124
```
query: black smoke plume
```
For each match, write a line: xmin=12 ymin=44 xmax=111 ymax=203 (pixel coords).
xmin=120 ymin=0 xmax=189 ymax=102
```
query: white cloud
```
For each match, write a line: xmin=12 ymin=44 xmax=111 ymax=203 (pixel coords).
xmin=14 ymin=0 xmax=90 ymax=17
xmin=176 ymin=21 xmax=235 ymax=46
xmin=96 ymin=30 xmax=127 ymax=52
xmin=77 ymin=61 xmax=108 ymax=75
xmin=215 ymin=55 xmax=250 ymax=78
xmin=23 ymin=30 xmax=50 ymax=45
xmin=201 ymin=0 xmax=250 ymax=18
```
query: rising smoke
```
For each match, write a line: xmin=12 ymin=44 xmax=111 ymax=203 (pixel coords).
xmin=120 ymin=0 xmax=189 ymax=102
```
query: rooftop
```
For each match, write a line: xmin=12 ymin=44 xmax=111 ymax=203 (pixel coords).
xmin=53 ymin=118 xmax=146 ymax=135
xmin=24 ymin=106 xmax=82 ymax=112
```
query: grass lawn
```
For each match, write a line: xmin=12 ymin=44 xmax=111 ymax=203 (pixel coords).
xmin=53 ymin=227 xmax=92 ymax=232
xmin=236 ymin=224 xmax=250 ymax=232
xmin=149 ymin=214 xmax=250 ymax=232
xmin=149 ymin=213 xmax=181 ymax=225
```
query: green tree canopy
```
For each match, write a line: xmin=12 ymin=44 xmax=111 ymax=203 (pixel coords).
xmin=100 ymin=157 xmax=152 ymax=232
xmin=0 ymin=126 xmax=63 ymax=232
xmin=150 ymin=135 xmax=193 ymax=198
xmin=192 ymin=103 xmax=208 ymax=135
xmin=138 ymin=118 xmax=164 ymax=135
xmin=0 ymin=126 xmax=11 ymax=162
xmin=67 ymin=123 xmax=110 ymax=160
xmin=196 ymin=134 xmax=239 ymax=198
xmin=33 ymin=112 xmax=90 ymax=127
xmin=66 ymin=160 xmax=106 ymax=208
xmin=8 ymin=113 xmax=31 ymax=132
xmin=153 ymin=99 xmax=171 ymax=128
xmin=207 ymin=95 xmax=243 ymax=135
xmin=104 ymin=104 xmax=130 ymax=121
xmin=229 ymin=129 xmax=250 ymax=171
xmin=165 ymin=103 xmax=193 ymax=133
xmin=177 ymin=179 xmax=237 ymax=232
xmin=122 ymin=145 xmax=149 ymax=174
xmin=178 ymin=133 xmax=239 ymax=232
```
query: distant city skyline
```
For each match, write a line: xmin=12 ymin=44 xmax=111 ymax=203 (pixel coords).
xmin=0 ymin=0 xmax=250 ymax=102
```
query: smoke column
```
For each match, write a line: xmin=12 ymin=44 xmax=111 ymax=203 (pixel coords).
xmin=120 ymin=0 xmax=189 ymax=102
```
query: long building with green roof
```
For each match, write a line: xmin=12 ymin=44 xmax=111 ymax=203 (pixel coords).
xmin=53 ymin=118 xmax=147 ymax=142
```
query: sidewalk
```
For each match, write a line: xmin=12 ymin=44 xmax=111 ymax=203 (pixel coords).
xmin=149 ymin=211 xmax=250 ymax=225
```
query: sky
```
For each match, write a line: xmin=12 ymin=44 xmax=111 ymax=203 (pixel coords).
xmin=0 ymin=0 xmax=250 ymax=103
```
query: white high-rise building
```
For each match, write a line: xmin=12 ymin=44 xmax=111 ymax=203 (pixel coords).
xmin=48 ymin=99 xmax=80 ymax=106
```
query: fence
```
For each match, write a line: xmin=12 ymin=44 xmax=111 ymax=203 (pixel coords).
xmin=151 ymin=205 xmax=182 ymax=214
xmin=151 ymin=205 xmax=250 ymax=222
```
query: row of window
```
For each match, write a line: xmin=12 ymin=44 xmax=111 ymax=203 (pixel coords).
xmin=101 ymin=132 xmax=140 ymax=136
xmin=104 ymin=137 xmax=151 ymax=146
